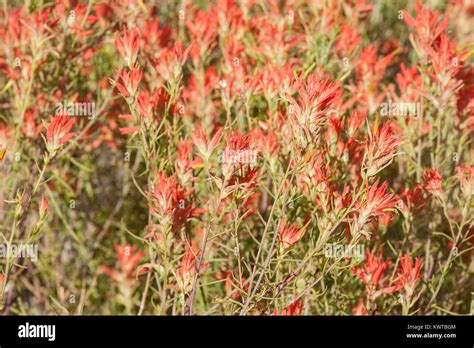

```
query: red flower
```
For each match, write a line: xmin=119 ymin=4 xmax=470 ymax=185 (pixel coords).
xmin=114 ymin=25 xmax=139 ymax=67
xmin=146 ymin=171 xmax=201 ymax=233
xmin=250 ymin=124 xmax=280 ymax=159
xmin=336 ymin=24 xmax=361 ymax=58
xmin=347 ymin=110 xmax=367 ymax=138
xmin=175 ymin=139 xmax=202 ymax=185
xmin=327 ymin=115 xmax=344 ymax=154
xmin=278 ymin=219 xmax=305 ymax=251
xmin=226 ymin=166 xmax=260 ymax=194
xmin=394 ymin=63 xmax=424 ymax=102
xmin=422 ymin=34 xmax=465 ymax=86
xmin=353 ymin=250 xmax=397 ymax=299
xmin=284 ymin=74 xmax=341 ymax=147
xmin=100 ymin=244 xmax=144 ymax=282
xmin=298 ymin=153 xmax=330 ymax=200
xmin=394 ymin=255 xmax=423 ymax=296
xmin=403 ymin=2 xmax=448 ymax=47
xmin=349 ymin=45 xmax=394 ymax=114
xmin=113 ymin=67 xmax=142 ymax=99
xmin=422 ymin=168 xmax=443 ymax=199
xmin=364 ymin=121 xmax=401 ymax=177
xmin=257 ymin=64 xmax=294 ymax=100
xmin=398 ymin=184 xmax=426 ymax=217
xmin=357 ymin=44 xmax=393 ymax=81
xmin=176 ymin=243 xmax=198 ymax=293
xmin=273 ymin=299 xmax=303 ymax=316
xmin=153 ymin=41 xmax=190 ymax=82
xmin=136 ymin=89 xmax=167 ymax=122
xmin=221 ymin=131 xmax=256 ymax=179
xmin=46 ymin=116 xmax=76 ymax=153
xmin=139 ymin=19 xmax=171 ymax=55
xmin=191 ymin=126 xmax=223 ymax=162
xmin=354 ymin=179 xmax=398 ymax=239
xmin=186 ymin=8 xmax=218 ymax=66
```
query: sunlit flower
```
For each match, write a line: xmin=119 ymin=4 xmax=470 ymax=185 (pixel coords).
xmin=191 ymin=126 xmax=223 ymax=162
xmin=146 ymin=171 xmax=202 ymax=233
xmin=364 ymin=121 xmax=402 ymax=177
xmin=114 ymin=25 xmax=139 ymax=67
xmin=398 ymin=184 xmax=426 ymax=218
xmin=176 ymin=243 xmax=198 ymax=294
xmin=221 ymin=131 xmax=255 ymax=179
xmin=154 ymin=41 xmax=190 ymax=83
xmin=394 ymin=255 xmax=423 ymax=297
xmin=422 ymin=168 xmax=443 ymax=199
xmin=403 ymin=2 xmax=448 ymax=47
xmin=353 ymin=179 xmax=399 ymax=239
xmin=113 ymin=67 xmax=142 ymax=100
xmin=284 ymin=74 xmax=341 ymax=148
xmin=353 ymin=250 xmax=397 ymax=299
xmin=46 ymin=116 xmax=76 ymax=153
xmin=278 ymin=219 xmax=305 ymax=251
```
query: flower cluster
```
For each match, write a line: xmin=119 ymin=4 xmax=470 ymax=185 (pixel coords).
xmin=0 ymin=1 xmax=472 ymax=316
